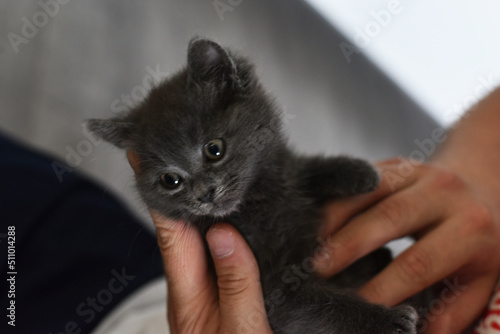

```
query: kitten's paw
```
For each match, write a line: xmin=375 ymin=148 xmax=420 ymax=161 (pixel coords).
xmin=389 ymin=305 xmax=419 ymax=334
xmin=348 ymin=159 xmax=379 ymax=195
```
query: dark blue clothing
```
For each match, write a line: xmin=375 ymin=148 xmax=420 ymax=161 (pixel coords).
xmin=0 ymin=134 xmax=163 ymax=334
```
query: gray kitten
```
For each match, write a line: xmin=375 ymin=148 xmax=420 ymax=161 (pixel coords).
xmin=88 ymin=38 xmax=420 ymax=333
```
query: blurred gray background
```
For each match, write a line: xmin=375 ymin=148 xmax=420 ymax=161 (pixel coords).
xmin=0 ymin=0 xmax=437 ymax=225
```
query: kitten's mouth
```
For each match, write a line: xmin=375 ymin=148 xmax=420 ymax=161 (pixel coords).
xmin=193 ymin=198 xmax=241 ymax=217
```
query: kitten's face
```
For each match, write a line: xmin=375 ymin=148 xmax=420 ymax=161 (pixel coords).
xmin=135 ymin=98 xmax=278 ymax=220
xmin=88 ymin=38 xmax=283 ymax=220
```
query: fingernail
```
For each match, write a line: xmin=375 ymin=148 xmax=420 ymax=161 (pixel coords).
xmin=316 ymin=248 xmax=331 ymax=262
xmin=207 ymin=227 xmax=234 ymax=258
xmin=314 ymin=251 xmax=331 ymax=271
xmin=313 ymin=241 xmax=341 ymax=272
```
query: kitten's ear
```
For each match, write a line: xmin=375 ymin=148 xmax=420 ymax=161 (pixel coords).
xmin=86 ymin=118 xmax=135 ymax=149
xmin=187 ymin=38 xmax=239 ymax=91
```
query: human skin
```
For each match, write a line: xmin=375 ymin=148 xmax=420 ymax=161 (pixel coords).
xmin=314 ymin=87 xmax=500 ymax=333
xmin=128 ymin=151 xmax=273 ymax=334
xmin=127 ymin=87 xmax=500 ymax=334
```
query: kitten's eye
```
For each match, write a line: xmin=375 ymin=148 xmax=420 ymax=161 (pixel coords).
xmin=160 ymin=173 xmax=181 ymax=189
xmin=203 ymin=138 xmax=225 ymax=161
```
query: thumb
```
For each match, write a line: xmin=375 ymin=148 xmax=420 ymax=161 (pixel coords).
xmin=206 ymin=224 xmax=273 ymax=334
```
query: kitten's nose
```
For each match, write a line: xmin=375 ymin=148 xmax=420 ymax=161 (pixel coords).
xmin=198 ymin=188 xmax=215 ymax=204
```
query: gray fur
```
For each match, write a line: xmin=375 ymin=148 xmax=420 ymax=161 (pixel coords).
xmin=87 ymin=38 xmax=422 ymax=333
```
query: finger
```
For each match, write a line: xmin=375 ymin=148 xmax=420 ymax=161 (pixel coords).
xmin=206 ymin=223 xmax=273 ymax=334
xmin=320 ymin=159 xmax=422 ymax=238
xmin=152 ymin=211 xmax=212 ymax=292
xmin=358 ymin=219 xmax=477 ymax=306
xmin=151 ymin=212 xmax=217 ymax=330
xmin=315 ymin=181 xmax=442 ymax=277
xmin=423 ymin=274 xmax=497 ymax=334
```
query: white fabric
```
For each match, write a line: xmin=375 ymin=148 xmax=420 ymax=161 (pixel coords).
xmin=91 ymin=277 xmax=170 ymax=334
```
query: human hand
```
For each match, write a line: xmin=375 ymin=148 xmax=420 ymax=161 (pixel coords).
xmin=127 ymin=151 xmax=272 ymax=334
xmin=314 ymin=158 xmax=500 ymax=333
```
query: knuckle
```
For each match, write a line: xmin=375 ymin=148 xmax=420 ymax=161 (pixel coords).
xmin=429 ymin=168 xmax=466 ymax=191
xmin=156 ymin=227 xmax=174 ymax=252
xmin=460 ymin=204 xmax=495 ymax=238
xmin=377 ymin=199 xmax=406 ymax=233
xmin=156 ymin=225 xmax=181 ymax=253
xmin=395 ymin=248 xmax=432 ymax=286
xmin=217 ymin=271 xmax=253 ymax=297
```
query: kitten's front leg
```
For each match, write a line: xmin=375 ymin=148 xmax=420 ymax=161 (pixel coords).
xmin=266 ymin=280 xmax=419 ymax=334
xmin=296 ymin=156 xmax=379 ymax=203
